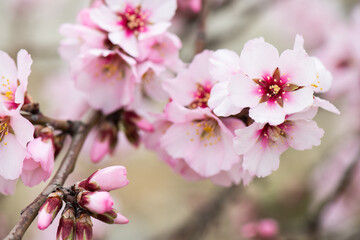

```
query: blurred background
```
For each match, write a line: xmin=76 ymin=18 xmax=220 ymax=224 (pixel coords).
xmin=0 ymin=0 xmax=359 ymax=239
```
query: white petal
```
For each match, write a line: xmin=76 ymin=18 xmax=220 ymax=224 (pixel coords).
xmin=249 ymin=102 xmax=286 ymax=125
xmin=286 ymin=120 xmax=324 ymax=150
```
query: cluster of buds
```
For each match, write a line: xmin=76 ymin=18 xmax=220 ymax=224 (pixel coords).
xmin=37 ymin=166 xmax=129 ymax=239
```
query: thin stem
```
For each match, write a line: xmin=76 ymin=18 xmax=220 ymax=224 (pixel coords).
xmin=22 ymin=113 xmax=73 ymax=133
xmin=165 ymin=186 xmax=241 ymax=240
xmin=4 ymin=110 xmax=101 ymax=240
xmin=195 ymin=0 xmax=209 ymax=54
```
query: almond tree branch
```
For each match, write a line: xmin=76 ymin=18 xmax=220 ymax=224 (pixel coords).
xmin=307 ymin=154 xmax=360 ymax=237
xmin=195 ymin=0 xmax=209 ymax=54
xmin=4 ymin=110 xmax=102 ymax=240
xmin=164 ymin=185 xmax=241 ymax=240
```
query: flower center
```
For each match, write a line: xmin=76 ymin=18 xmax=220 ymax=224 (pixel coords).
xmin=257 ymin=122 xmax=293 ymax=147
xmin=0 ymin=116 xmax=11 ymax=144
xmin=253 ymin=68 xmax=300 ymax=107
xmin=187 ymin=119 xmax=221 ymax=147
xmin=189 ymin=82 xmax=212 ymax=109
xmin=94 ymin=55 xmax=127 ymax=81
xmin=118 ymin=5 xmax=150 ymax=37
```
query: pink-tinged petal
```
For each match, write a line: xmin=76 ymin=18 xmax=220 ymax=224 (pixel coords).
xmin=0 ymin=50 xmax=17 ymax=86
xmin=243 ymin=142 xmax=285 ymax=178
xmin=186 ymin=135 xmax=225 ymax=177
xmin=187 ymin=50 xmax=215 ymax=86
xmin=10 ymin=113 xmax=34 ymax=147
xmin=210 ymin=49 xmax=242 ymax=81
xmin=314 ymin=97 xmax=340 ymax=115
xmin=164 ymin=101 xmax=209 ymax=123
xmin=208 ymin=81 xmax=242 ymax=117
xmin=286 ymin=120 xmax=324 ymax=151
xmin=163 ymin=73 xmax=197 ymax=106
xmin=114 ymin=212 xmax=129 ymax=224
xmin=16 ymin=49 xmax=32 ymax=105
xmin=105 ymin=0 xmax=129 ymax=11
xmin=90 ymin=5 xmax=119 ymax=32
xmin=239 ymin=38 xmax=279 ymax=78
xmin=282 ymin=87 xmax=314 ymax=115
xmin=27 ymin=138 xmax=54 ymax=172
xmin=286 ymin=106 xmax=318 ymax=121
xmin=311 ymin=57 xmax=332 ymax=93
xmin=109 ymin=31 xmax=139 ymax=57
xmin=0 ymin=176 xmax=17 ymax=195
xmin=160 ymin=122 xmax=201 ymax=160
xmin=229 ymin=74 xmax=259 ymax=108
xmin=279 ymin=49 xmax=316 ymax=86
xmin=221 ymin=117 xmax=246 ymax=133
xmin=91 ymin=136 xmax=111 ymax=163
xmin=0 ymin=134 xmax=26 ymax=180
xmin=87 ymin=166 xmax=129 ymax=191
xmin=142 ymin=0 xmax=177 ymax=22
xmin=21 ymin=158 xmax=51 ymax=187
xmin=233 ymin=122 xmax=263 ymax=155
xmin=210 ymin=161 xmax=253 ymax=187
xmin=249 ymin=102 xmax=286 ymax=125
xmin=293 ymin=34 xmax=306 ymax=53
xmin=138 ymin=22 xmax=172 ymax=40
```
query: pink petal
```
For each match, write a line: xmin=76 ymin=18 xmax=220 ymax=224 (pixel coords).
xmin=282 ymin=87 xmax=314 ymax=115
xmin=142 ymin=0 xmax=177 ymax=22
xmin=164 ymin=101 xmax=209 ymax=123
xmin=109 ymin=31 xmax=139 ymax=57
xmin=249 ymin=102 xmax=286 ymax=125
xmin=90 ymin=5 xmax=119 ymax=32
xmin=233 ymin=122 xmax=263 ymax=155
xmin=229 ymin=74 xmax=259 ymax=108
xmin=15 ymin=49 xmax=32 ymax=105
xmin=286 ymin=120 xmax=324 ymax=151
xmin=210 ymin=49 xmax=242 ymax=81
xmin=0 ymin=50 xmax=17 ymax=86
xmin=10 ymin=113 xmax=34 ymax=148
xmin=243 ymin=141 xmax=284 ymax=177
xmin=0 ymin=176 xmax=17 ymax=195
xmin=314 ymin=97 xmax=340 ymax=114
xmin=138 ymin=22 xmax=172 ymax=40
xmin=0 ymin=134 xmax=26 ymax=180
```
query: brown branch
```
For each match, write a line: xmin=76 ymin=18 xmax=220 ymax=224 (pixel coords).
xmin=307 ymin=154 xmax=360 ymax=236
xmin=22 ymin=113 xmax=73 ymax=133
xmin=164 ymin=185 xmax=241 ymax=240
xmin=195 ymin=0 xmax=209 ymax=54
xmin=4 ymin=110 xmax=101 ymax=240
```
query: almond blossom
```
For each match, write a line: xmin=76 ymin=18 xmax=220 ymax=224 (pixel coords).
xmin=90 ymin=0 xmax=177 ymax=57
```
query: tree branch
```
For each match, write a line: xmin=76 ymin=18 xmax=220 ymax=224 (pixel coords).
xmin=4 ymin=110 xmax=102 ymax=240
xmin=195 ymin=0 xmax=209 ymax=54
xmin=164 ymin=185 xmax=242 ymax=240
xmin=22 ymin=113 xmax=73 ymax=133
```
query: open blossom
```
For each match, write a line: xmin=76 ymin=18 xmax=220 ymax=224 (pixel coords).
xmin=0 ymin=49 xmax=32 ymax=110
xmin=71 ymin=49 xmax=137 ymax=114
xmin=209 ymin=37 xmax=318 ymax=125
xmin=90 ymin=0 xmax=177 ymax=57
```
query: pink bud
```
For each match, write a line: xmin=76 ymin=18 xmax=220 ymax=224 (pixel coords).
xmin=57 ymin=204 xmax=75 ymax=240
xmin=257 ymin=219 xmax=278 ymax=238
xmin=38 ymin=191 xmax=63 ymax=230
xmin=85 ymin=166 xmax=129 ymax=192
xmin=114 ymin=212 xmax=129 ymax=224
xmin=76 ymin=213 xmax=93 ymax=240
xmin=135 ymin=118 xmax=154 ymax=132
xmin=77 ymin=191 xmax=114 ymax=214
xmin=90 ymin=136 xmax=111 ymax=163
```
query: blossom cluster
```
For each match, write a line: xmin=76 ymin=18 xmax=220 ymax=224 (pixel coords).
xmin=144 ymin=35 xmax=339 ymax=186
xmin=0 ymin=50 xmax=57 ymax=195
xmin=37 ymin=166 xmax=129 ymax=240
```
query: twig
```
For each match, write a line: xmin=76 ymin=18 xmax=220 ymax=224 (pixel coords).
xmin=22 ymin=113 xmax=73 ymax=133
xmin=195 ymin=0 xmax=209 ymax=54
xmin=307 ymin=155 xmax=360 ymax=236
xmin=165 ymin=185 xmax=241 ymax=240
xmin=4 ymin=110 xmax=101 ymax=240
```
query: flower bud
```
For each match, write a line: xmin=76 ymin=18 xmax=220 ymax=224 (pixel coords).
xmin=77 ymin=190 xmax=114 ymax=214
xmin=78 ymin=166 xmax=129 ymax=192
xmin=57 ymin=204 xmax=75 ymax=240
xmin=90 ymin=208 xmax=129 ymax=225
xmin=75 ymin=213 xmax=93 ymax=240
xmin=38 ymin=191 xmax=63 ymax=230
xmin=91 ymin=121 xmax=118 ymax=163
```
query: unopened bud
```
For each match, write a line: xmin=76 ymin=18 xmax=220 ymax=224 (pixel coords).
xmin=78 ymin=166 xmax=129 ymax=192
xmin=38 ymin=191 xmax=63 ymax=230
xmin=90 ymin=208 xmax=128 ymax=225
xmin=77 ymin=190 xmax=114 ymax=214
xmin=57 ymin=204 xmax=75 ymax=240
xmin=91 ymin=121 xmax=118 ymax=163
xmin=76 ymin=213 xmax=93 ymax=240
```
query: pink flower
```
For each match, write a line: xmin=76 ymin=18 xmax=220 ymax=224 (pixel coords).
xmin=71 ymin=49 xmax=137 ymax=114
xmin=37 ymin=191 xmax=63 ymax=230
xmin=0 ymin=49 xmax=32 ymax=110
xmin=77 ymin=191 xmax=114 ymax=214
xmin=21 ymin=136 xmax=55 ymax=187
xmin=210 ymin=37 xmax=318 ymax=125
xmin=0 ymin=105 xmax=34 ymax=185
xmin=90 ymin=0 xmax=177 ymax=57
xmin=78 ymin=166 xmax=129 ymax=192
xmin=234 ymin=115 xmax=324 ymax=177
